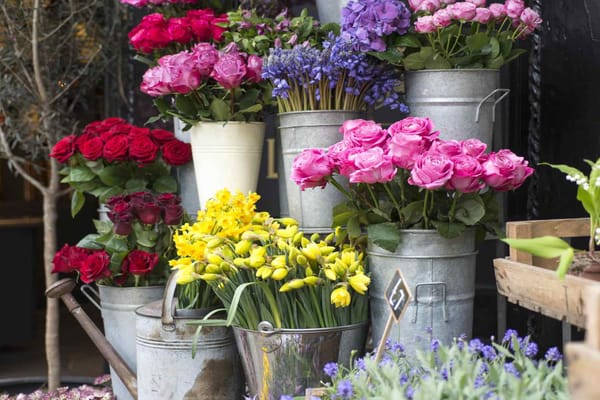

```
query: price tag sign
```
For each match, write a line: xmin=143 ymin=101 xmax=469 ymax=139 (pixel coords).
xmin=385 ymin=269 xmax=412 ymax=322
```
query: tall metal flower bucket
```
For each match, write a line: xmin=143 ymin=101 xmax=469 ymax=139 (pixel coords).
xmin=135 ymin=274 xmax=243 ymax=400
xmin=81 ymin=284 xmax=165 ymax=400
xmin=405 ymin=69 xmax=509 ymax=148
xmin=368 ymin=229 xmax=477 ymax=355
xmin=278 ymin=110 xmax=362 ymax=232
xmin=234 ymin=321 xmax=368 ymax=400
xmin=316 ymin=0 xmax=350 ymax=24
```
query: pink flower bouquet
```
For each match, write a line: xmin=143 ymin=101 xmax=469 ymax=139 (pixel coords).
xmin=292 ymin=117 xmax=533 ymax=251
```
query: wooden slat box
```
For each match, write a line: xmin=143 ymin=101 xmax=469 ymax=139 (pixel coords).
xmin=493 ymin=218 xmax=600 ymax=328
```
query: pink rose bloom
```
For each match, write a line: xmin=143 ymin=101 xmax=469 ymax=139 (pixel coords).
xmin=190 ymin=43 xmax=219 ymax=76
xmin=167 ymin=17 xmax=193 ymax=44
xmin=291 ymin=149 xmax=334 ymax=190
xmin=481 ymin=149 xmax=534 ymax=191
xmin=348 ymin=148 xmax=396 ymax=184
xmin=519 ymin=7 xmax=542 ymax=34
xmin=408 ymin=152 xmax=454 ymax=190
xmin=388 ymin=133 xmax=428 ymax=170
xmin=407 ymin=0 xmax=424 ymax=11
xmin=433 ymin=9 xmax=452 ymax=28
xmin=461 ymin=138 xmax=487 ymax=159
xmin=505 ymin=0 xmax=525 ymax=19
xmin=140 ymin=65 xmax=172 ymax=97
xmin=415 ymin=16 xmax=436 ymax=34
xmin=488 ymin=3 xmax=507 ymax=19
xmin=245 ymin=55 xmax=263 ymax=83
xmin=210 ymin=52 xmax=247 ymax=90
xmin=160 ymin=51 xmax=201 ymax=94
xmin=447 ymin=2 xmax=477 ymax=20
xmin=474 ymin=7 xmax=492 ymax=24
xmin=327 ymin=141 xmax=364 ymax=177
xmin=340 ymin=119 xmax=388 ymax=149
xmin=120 ymin=0 xmax=149 ymax=6
xmin=447 ymin=154 xmax=485 ymax=193
xmin=388 ymin=117 xmax=440 ymax=142
xmin=465 ymin=0 xmax=486 ymax=7
xmin=430 ymin=139 xmax=462 ymax=157
xmin=417 ymin=0 xmax=441 ymax=12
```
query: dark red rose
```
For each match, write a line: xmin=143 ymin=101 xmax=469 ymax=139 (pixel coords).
xmin=150 ymin=129 xmax=175 ymax=145
xmin=75 ymin=132 xmax=98 ymax=151
xmin=82 ymin=121 xmax=105 ymax=136
xmin=157 ymin=193 xmax=181 ymax=207
xmin=122 ymin=250 xmax=159 ymax=276
xmin=164 ymin=204 xmax=184 ymax=225
xmin=52 ymin=244 xmax=91 ymax=274
xmin=186 ymin=9 xmax=215 ymax=19
xmin=137 ymin=202 xmax=162 ymax=225
xmin=79 ymin=137 xmax=104 ymax=161
xmin=130 ymin=136 xmax=159 ymax=165
xmin=187 ymin=9 xmax=214 ymax=41
xmin=211 ymin=15 xmax=229 ymax=42
xmin=99 ymin=117 xmax=127 ymax=129
xmin=103 ymin=135 xmax=129 ymax=162
xmin=161 ymin=140 xmax=192 ymax=166
xmin=101 ymin=123 xmax=132 ymax=143
xmin=108 ymin=200 xmax=133 ymax=235
xmin=168 ymin=17 xmax=193 ymax=44
xmin=129 ymin=126 xmax=151 ymax=139
xmin=79 ymin=251 xmax=111 ymax=284
xmin=106 ymin=194 xmax=130 ymax=209
xmin=128 ymin=13 xmax=171 ymax=53
xmin=50 ymin=135 xmax=77 ymax=163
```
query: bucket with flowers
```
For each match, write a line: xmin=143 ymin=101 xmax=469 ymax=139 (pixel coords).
xmin=169 ymin=189 xmax=370 ymax=399
xmin=340 ymin=0 xmax=543 ymax=147
xmin=52 ymin=191 xmax=185 ymax=400
xmin=291 ymin=116 xmax=533 ymax=354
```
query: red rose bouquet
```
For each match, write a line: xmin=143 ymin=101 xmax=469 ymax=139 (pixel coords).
xmin=50 ymin=117 xmax=192 ymax=216
xmin=52 ymin=191 xmax=185 ymax=286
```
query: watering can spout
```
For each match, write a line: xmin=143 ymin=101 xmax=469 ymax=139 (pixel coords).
xmin=46 ymin=278 xmax=138 ymax=399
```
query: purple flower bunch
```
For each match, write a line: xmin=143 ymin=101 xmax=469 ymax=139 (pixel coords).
xmin=262 ymin=34 xmax=407 ymax=113
xmin=341 ymin=0 xmax=412 ymax=52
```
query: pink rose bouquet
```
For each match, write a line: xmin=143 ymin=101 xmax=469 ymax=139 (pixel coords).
xmin=291 ymin=116 xmax=533 ymax=251
xmin=341 ymin=0 xmax=542 ymax=69
xmin=50 ymin=117 xmax=192 ymax=216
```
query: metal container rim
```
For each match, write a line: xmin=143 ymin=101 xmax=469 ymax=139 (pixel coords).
xmin=405 ymin=69 xmax=500 ymax=74
xmin=97 ymin=284 xmax=164 ymax=291
xmin=277 ymin=110 xmax=365 ymax=117
xmin=232 ymin=320 xmax=368 ymax=335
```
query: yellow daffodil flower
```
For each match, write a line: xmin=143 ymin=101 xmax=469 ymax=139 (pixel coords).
xmin=331 ymin=286 xmax=351 ymax=308
xmin=348 ymin=273 xmax=370 ymax=295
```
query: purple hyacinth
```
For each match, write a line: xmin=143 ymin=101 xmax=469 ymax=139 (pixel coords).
xmin=545 ymin=347 xmax=563 ymax=362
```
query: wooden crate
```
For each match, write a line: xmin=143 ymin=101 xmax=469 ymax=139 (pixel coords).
xmin=493 ymin=217 xmax=600 ymax=328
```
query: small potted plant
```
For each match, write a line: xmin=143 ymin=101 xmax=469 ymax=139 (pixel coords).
xmin=169 ymin=189 xmax=370 ymax=399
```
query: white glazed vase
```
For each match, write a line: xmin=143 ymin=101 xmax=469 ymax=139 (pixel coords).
xmin=189 ymin=122 xmax=265 ymax=208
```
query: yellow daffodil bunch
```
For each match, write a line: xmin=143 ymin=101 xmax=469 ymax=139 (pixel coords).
xmin=171 ymin=191 xmax=370 ymax=329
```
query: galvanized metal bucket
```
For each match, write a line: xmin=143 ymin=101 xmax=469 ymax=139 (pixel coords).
xmin=278 ymin=110 xmax=362 ymax=231
xmin=316 ymin=0 xmax=350 ymax=23
xmin=97 ymin=203 xmax=110 ymax=222
xmin=81 ymin=284 xmax=164 ymax=400
xmin=368 ymin=229 xmax=477 ymax=355
xmin=405 ymin=69 xmax=509 ymax=148
xmin=135 ymin=273 xmax=243 ymax=400
xmin=234 ymin=320 xmax=368 ymax=400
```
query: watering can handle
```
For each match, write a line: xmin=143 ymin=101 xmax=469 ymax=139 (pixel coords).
xmin=475 ymin=88 xmax=510 ymax=123
xmin=161 ymin=270 xmax=180 ymax=332
xmin=80 ymin=284 xmax=101 ymax=311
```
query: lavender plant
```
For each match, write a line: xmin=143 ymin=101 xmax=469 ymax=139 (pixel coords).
xmin=262 ymin=34 xmax=408 ymax=113
xmin=318 ymin=330 xmax=567 ymax=400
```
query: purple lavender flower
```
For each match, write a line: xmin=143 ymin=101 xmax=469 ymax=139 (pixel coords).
xmin=474 ymin=375 xmax=485 ymax=388
xmin=440 ymin=368 xmax=449 ymax=380
xmin=503 ymin=362 xmax=521 ymax=378
xmin=400 ymin=373 xmax=409 ymax=385
xmin=355 ymin=357 xmax=366 ymax=371
xmin=481 ymin=345 xmax=497 ymax=361
xmin=525 ymin=342 xmax=539 ymax=358
xmin=337 ymin=380 xmax=354 ymax=399
xmin=545 ymin=346 xmax=563 ymax=362
xmin=430 ymin=339 xmax=441 ymax=352
xmin=405 ymin=385 xmax=415 ymax=399
xmin=468 ymin=338 xmax=484 ymax=353
xmin=323 ymin=361 xmax=338 ymax=377
xmin=279 ymin=396 xmax=294 ymax=400
xmin=502 ymin=329 xmax=519 ymax=343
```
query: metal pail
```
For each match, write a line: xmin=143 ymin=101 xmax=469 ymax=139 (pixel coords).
xmin=316 ymin=0 xmax=350 ymax=24
xmin=405 ymin=69 xmax=509 ymax=148
xmin=368 ymin=229 xmax=477 ymax=355
xmin=233 ymin=320 xmax=368 ymax=400
xmin=135 ymin=273 xmax=243 ymax=400
xmin=81 ymin=284 xmax=165 ymax=400
xmin=278 ymin=110 xmax=362 ymax=231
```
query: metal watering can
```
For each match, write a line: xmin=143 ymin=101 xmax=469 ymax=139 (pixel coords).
xmin=46 ymin=273 xmax=243 ymax=400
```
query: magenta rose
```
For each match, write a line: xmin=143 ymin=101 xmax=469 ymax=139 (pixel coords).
xmin=414 ymin=15 xmax=436 ymax=33
xmin=50 ymin=135 xmax=76 ymax=163
xmin=130 ymin=136 xmax=159 ymax=165
xmin=103 ymin=135 xmax=129 ymax=162
xmin=388 ymin=133 xmax=428 ymax=170
xmin=161 ymin=139 xmax=192 ymax=166
xmin=388 ymin=117 xmax=440 ymax=142
xmin=348 ymin=147 xmax=396 ymax=184
xmin=190 ymin=43 xmax=219 ymax=76
xmin=291 ymin=148 xmax=334 ymax=190
xmin=446 ymin=154 xmax=485 ymax=193
xmin=519 ymin=7 xmax=542 ymax=34
xmin=210 ymin=15 xmax=229 ymax=42
xmin=433 ymin=9 xmax=452 ymax=28
xmin=122 ymin=250 xmax=160 ymax=276
xmin=505 ymin=0 xmax=525 ymax=18
xmin=482 ymin=149 xmax=534 ymax=191
xmin=79 ymin=137 xmax=104 ymax=161
xmin=461 ymin=138 xmax=487 ymax=159
xmin=160 ymin=51 xmax=202 ymax=94
xmin=245 ymin=55 xmax=263 ymax=83
xmin=141 ymin=65 xmax=173 ymax=97
xmin=167 ymin=17 xmax=193 ymax=44
xmin=488 ymin=3 xmax=507 ymax=19
xmin=187 ymin=10 xmax=212 ymax=41
xmin=447 ymin=2 xmax=477 ymax=20
xmin=430 ymin=139 xmax=462 ymax=157
xmin=128 ymin=13 xmax=170 ymax=53
xmin=473 ymin=7 xmax=492 ymax=24
xmin=408 ymin=152 xmax=454 ymax=190
xmin=340 ymin=119 xmax=388 ymax=149
xmin=210 ymin=51 xmax=247 ymax=90
xmin=79 ymin=251 xmax=111 ymax=284
xmin=465 ymin=0 xmax=486 ymax=7
xmin=409 ymin=0 xmax=441 ymax=12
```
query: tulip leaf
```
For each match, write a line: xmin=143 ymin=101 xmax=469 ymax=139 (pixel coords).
xmin=501 ymin=236 xmax=572 ymax=259
xmin=431 ymin=221 xmax=465 ymax=239
xmin=71 ymin=190 xmax=85 ymax=218
xmin=152 ymin=175 xmax=178 ymax=193
xmin=367 ymin=222 xmax=401 ymax=252
xmin=209 ymin=98 xmax=230 ymax=121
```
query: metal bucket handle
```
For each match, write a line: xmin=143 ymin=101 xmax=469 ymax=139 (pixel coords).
xmin=80 ymin=284 xmax=101 ymax=311
xmin=412 ymin=282 xmax=448 ymax=324
xmin=257 ymin=321 xmax=283 ymax=353
xmin=475 ymin=88 xmax=510 ymax=123
xmin=160 ymin=270 xmax=180 ymax=332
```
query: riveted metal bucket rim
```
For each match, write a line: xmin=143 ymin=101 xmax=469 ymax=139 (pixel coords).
xmin=232 ymin=320 xmax=369 ymax=335
xmin=191 ymin=121 xmax=265 ymax=127
xmin=277 ymin=110 xmax=364 ymax=117
xmin=405 ymin=68 xmax=500 ymax=74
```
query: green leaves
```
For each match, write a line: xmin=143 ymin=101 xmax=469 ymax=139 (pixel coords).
xmin=367 ymin=222 xmax=401 ymax=253
xmin=209 ymin=98 xmax=230 ymax=121
xmin=454 ymin=196 xmax=486 ymax=226
xmin=501 ymin=236 xmax=575 ymax=278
